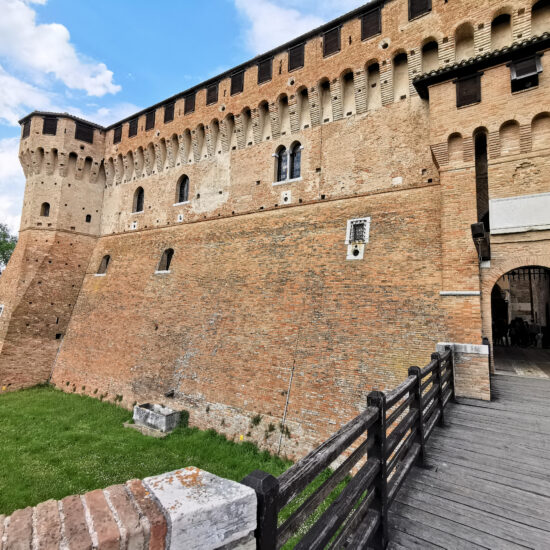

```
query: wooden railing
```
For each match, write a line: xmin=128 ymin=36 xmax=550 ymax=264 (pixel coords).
xmin=242 ymin=347 xmax=454 ymax=549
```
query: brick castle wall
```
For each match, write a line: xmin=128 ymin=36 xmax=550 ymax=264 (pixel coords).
xmin=1 ymin=0 xmax=549 ymax=455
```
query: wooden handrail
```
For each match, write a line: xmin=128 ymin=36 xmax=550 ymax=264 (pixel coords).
xmin=243 ymin=346 xmax=455 ymax=549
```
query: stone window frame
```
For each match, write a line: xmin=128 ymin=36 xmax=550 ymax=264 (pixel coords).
xmin=272 ymin=142 xmax=304 ymax=186
xmin=345 ymin=217 xmax=371 ymax=245
xmin=0 ymin=305 xmax=4 ymax=317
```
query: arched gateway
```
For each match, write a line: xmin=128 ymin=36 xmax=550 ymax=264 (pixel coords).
xmin=486 ymin=265 xmax=550 ymax=378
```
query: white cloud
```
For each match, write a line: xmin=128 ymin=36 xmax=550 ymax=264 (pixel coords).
xmin=0 ymin=137 xmax=25 ymax=233
xmin=235 ymin=0 xmax=324 ymax=54
xmin=234 ymin=0 xmax=366 ymax=54
xmin=0 ymin=64 xmax=54 ymax=125
xmin=0 ymin=0 xmax=120 ymax=97
xmin=64 ymin=102 xmax=142 ymax=127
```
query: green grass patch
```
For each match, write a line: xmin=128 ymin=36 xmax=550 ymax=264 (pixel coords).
xmin=0 ymin=385 xmax=291 ymax=515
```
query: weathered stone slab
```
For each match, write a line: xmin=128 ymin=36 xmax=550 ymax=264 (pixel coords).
xmin=133 ymin=404 xmax=180 ymax=433
xmin=143 ymin=467 xmax=256 ymax=550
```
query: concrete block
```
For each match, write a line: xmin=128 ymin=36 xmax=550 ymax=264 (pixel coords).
xmin=143 ymin=467 xmax=256 ymax=550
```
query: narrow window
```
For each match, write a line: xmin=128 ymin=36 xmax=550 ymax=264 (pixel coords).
xmin=176 ymin=175 xmax=189 ymax=203
xmin=158 ymin=249 xmax=174 ymax=272
xmin=40 ymin=202 xmax=50 ymax=217
xmin=474 ymin=130 xmax=489 ymax=229
xmin=133 ymin=187 xmax=144 ymax=213
xmin=42 ymin=117 xmax=58 ymax=136
xmin=97 ymin=255 xmax=110 ymax=274
xmin=409 ymin=0 xmax=431 ymax=20
xmin=22 ymin=120 xmax=31 ymax=139
xmin=145 ymin=111 xmax=155 ymax=131
xmin=361 ymin=8 xmax=381 ymax=40
xmin=351 ymin=221 xmax=366 ymax=243
xmin=113 ymin=126 xmax=122 ymax=144
xmin=509 ymin=55 xmax=543 ymax=93
xmin=75 ymin=122 xmax=94 ymax=144
xmin=288 ymin=43 xmax=305 ymax=71
xmin=185 ymin=93 xmax=196 ymax=114
xmin=128 ymin=118 xmax=138 ymax=137
xmin=346 ymin=218 xmax=371 ymax=245
xmin=289 ymin=142 xmax=301 ymax=179
xmin=206 ymin=83 xmax=219 ymax=105
xmin=258 ymin=58 xmax=273 ymax=84
xmin=276 ymin=146 xmax=288 ymax=182
xmin=164 ymin=102 xmax=175 ymax=123
xmin=85 ymin=214 xmax=92 ymax=223
xmin=456 ymin=74 xmax=482 ymax=107
xmin=323 ymin=27 xmax=341 ymax=57
xmin=231 ymin=71 xmax=244 ymax=95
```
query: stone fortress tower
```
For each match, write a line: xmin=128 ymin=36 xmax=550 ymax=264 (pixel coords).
xmin=1 ymin=0 xmax=549 ymax=457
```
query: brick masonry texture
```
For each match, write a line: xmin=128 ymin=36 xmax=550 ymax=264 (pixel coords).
xmin=0 ymin=469 xmax=255 ymax=550
xmin=0 ymin=481 xmax=165 ymax=550
xmin=1 ymin=0 xmax=550 ymax=456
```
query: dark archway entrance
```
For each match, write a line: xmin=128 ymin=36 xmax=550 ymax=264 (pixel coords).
xmin=492 ymin=266 xmax=550 ymax=377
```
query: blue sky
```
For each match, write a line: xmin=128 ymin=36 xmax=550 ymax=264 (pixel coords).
xmin=0 ymin=0 xmax=366 ymax=232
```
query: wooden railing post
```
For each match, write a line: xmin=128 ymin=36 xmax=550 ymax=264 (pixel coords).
xmin=431 ymin=352 xmax=445 ymax=427
xmin=446 ymin=345 xmax=456 ymax=402
xmin=408 ymin=366 xmax=426 ymax=465
xmin=366 ymin=390 xmax=388 ymax=550
xmin=241 ymin=470 xmax=279 ymax=550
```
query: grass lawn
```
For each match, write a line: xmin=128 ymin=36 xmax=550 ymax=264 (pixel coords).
xmin=0 ymin=385 xmax=346 ymax=549
xmin=0 ymin=385 xmax=291 ymax=515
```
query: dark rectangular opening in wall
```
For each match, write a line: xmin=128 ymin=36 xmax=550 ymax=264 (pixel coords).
xmin=509 ymin=55 xmax=542 ymax=93
xmin=258 ymin=58 xmax=273 ymax=84
xmin=409 ymin=0 xmax=431 ymax=20
xmin=184 ymin=93 xmax=196 ymax=114
xmin=455 ymin=73 xmax=482 ymax=108
xmin=361 ymin=8 xmax=381 ymax=40
xmin=128 ymin=118 xmax=138 ymax=137
xmin=206 ymin=83 xmax=218 ymax=105
xmin=42 ymin=117 xmax=58 ymax=136
xmin=288 ymin=43 xmax=305 ymax=72
xmin=75 ymin=122 xmax=94 ymax=144
xmin=164 ymin=102 xmax=175 ymax=123
xmin=113 ymin=125 xmax=122 ymax=144
xmin=22 ymin=120 xmax=31 ymax=139
xmin=323 ymin=27 xmax=341 ymax=57
xmin=231 ymin=71 xmax=244 ymax=95
xmin=145 ymin=111 xmax=155 ymax=131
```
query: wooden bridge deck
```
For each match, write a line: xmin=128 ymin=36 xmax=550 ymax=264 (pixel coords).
xmin=387 ymin=374 xmax=550 ymax=549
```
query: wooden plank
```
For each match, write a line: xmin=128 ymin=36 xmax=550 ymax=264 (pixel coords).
xmin=327 ymin=491 xmax=375 ymax=549
xmin=424 ymin=453 xmax=550 ymax=496
xmin=387 ymin=443 xmax=420 ymax=504
xmin=428 ymin=432 xmax=550 ymax=473
xmin=396 ymin=484 xmax=550 ymax=548
xmin=427 ymin=435 xmax=550 ymax=477
xmin=409 ymin=467 xmax=550 ymax=522
xmin=385 ymin=375 xmax=416 ymax=409
xmin=277 ymin=436 xmax=370 ymax=547
xmin=294 ymin=458 xmax=379 ymax=550
xmin=388 ymin=504 xmax=498 ymax=550
xmin=388 ymin=529 xmax=445 ymax=550
xmin=277 ymin=406 xmax=378 ymax=509
xmin=402 ymin=476 xmax=550 ymax=531
xmin=345 ymin=509 xmax=379 ymax=549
